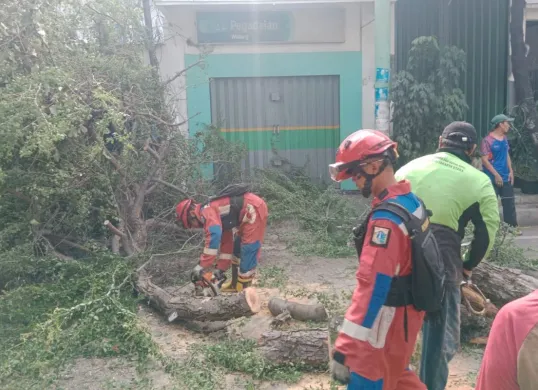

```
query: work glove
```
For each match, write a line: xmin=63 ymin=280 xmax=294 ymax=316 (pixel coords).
xmin=330 ymin=352 xmax=350 ymax=385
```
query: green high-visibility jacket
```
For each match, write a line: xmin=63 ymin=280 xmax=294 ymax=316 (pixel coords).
xmin=395 ymin=149 xmax=500 ymax=271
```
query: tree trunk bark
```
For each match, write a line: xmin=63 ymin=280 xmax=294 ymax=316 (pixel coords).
xmin=135 ymin=271 xmax=260 ymax=322
xmin=472 ymin=262 xmax=538 ymax=306
xmin=268 ymin=297 xmax=328 ymax=322
xmin=128 ymin=213 xmax=147 ymax=253
xmin=258 ymin=329 xmax=330 ymax=367
xmin=182 ymin=318 xmax=330 ymax=366
xmin=511 ymin=0 xmax=538 ymax=148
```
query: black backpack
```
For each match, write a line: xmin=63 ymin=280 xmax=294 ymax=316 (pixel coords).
xmin=209 ymin=183 xmax=251 ymax=202
xmin=207 ymin=184 xmax=252 ymax=230
xmin=353 ymin=198 xmax=446 ymax=314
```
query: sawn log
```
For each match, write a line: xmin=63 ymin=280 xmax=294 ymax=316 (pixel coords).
xmin=258 ymin=328 xmax=330 ymax=367
xmin=176 ymin=313 xmax=330 ymax=366
xmin=135 ymin=271 xmax=260 ymax=322
xmin=268 ymin=297 xmax=328 ymax=322
xmin=472 ymin=262 xmax=538 ymax=306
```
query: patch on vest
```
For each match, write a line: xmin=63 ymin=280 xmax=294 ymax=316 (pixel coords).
xmin=370 ymin=226 xmax=391 ymax=248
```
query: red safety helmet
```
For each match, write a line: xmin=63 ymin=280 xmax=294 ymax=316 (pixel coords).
xmin=329 ymin=129 xmax=398 ymax=182
xmin=176 ymin=199 xmax=194 ymax=228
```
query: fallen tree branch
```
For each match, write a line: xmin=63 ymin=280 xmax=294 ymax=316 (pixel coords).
xmin=271 ymin=310 xmax=292 ymax=327
xmin=268 ymin=297 xmax=328 ymax=322
xmin=135 ymin=271 xmax=260 ymax=322
xmin=44 ymin=233 xmax=93 ymax=253
xmin=163 ymin=59 xmax=204 ymax=86
xmin=137 ymin=112 xmax=192 ymax=128
xmin=149 ymin=179 xmax=189 ymax=198
xmin=145 ymin=218 xmax=186 ymax=235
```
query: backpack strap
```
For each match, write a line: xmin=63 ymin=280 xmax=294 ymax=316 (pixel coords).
xmin=373 ymin=200 xmax=424 ymax=237
xmin=371 ymin=201 xmax=417 ymax=308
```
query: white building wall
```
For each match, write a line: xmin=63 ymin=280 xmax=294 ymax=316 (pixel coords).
xmin=156 ymin=1 xmax=396 ymax=134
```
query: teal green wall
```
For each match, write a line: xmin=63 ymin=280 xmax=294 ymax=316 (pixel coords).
xmin=184 ymin=51 xmax=362 ymax=190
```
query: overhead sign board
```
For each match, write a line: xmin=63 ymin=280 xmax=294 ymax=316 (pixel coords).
xmin=197 ymin=11 xmax=292 ymax=43
xmin=196 ymin=9 xmax=345 ymax=44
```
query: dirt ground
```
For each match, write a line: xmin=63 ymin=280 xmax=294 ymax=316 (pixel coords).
xmin=55 ymin=223 xmax=483 ymax=389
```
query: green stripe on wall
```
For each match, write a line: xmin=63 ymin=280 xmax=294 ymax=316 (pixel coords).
xmin=222 ymin=128 xmax=339 ymax=151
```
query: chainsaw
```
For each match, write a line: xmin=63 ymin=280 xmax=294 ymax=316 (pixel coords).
xmin=190 ymin=265 xmax=226 ymax=297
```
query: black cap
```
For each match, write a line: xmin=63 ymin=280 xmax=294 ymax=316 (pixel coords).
xmin=441 ymin=121 xmax=477 ymax=149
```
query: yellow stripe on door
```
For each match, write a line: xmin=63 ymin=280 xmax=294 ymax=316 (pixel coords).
xmin=219 ymin=125 xmax=340 ymax=133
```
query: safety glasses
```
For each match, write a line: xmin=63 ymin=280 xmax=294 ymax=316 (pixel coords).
xmin=328 ymin=158 xmax=385 ymax=182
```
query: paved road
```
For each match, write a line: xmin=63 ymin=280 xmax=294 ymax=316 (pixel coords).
xmin=514 ymin=225 xmax=538 ymax=254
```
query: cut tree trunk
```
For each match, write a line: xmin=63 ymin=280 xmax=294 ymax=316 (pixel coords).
xmin=268 ymin=297 xmax=328 ymax=322
xmin=258 ymin=329 xmax=330 ymax=367
xmin=183 ymin=319 xmax=330 ymax=366
xmin=135 ymin=271 xmax=260 ymax=322
xmin=472 ymin=262 xmax=538 ymax=306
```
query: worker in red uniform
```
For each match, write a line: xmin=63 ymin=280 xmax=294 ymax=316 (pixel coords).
xmin=328 ymin=129 xmax=426 ymax=390
xmin=176 ymin=190 xmax=268 ymax=293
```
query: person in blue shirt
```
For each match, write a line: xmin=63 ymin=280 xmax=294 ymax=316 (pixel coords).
xmin=480 ymin=114 xmax=521 ymax=234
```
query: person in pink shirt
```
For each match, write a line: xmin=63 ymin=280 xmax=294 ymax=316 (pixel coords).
xmin=475 ymin=290 xmax=538 ymax=390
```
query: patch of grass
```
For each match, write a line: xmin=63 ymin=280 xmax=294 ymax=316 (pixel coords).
xmin=257 ymin=265 xmax=289 ymax=289
xmin=0 ymin=252 xmax=157 ymax=389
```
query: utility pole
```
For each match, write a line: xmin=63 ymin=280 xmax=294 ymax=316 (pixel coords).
xmin=143 ymin=0 xmax=159 ymax=69
xmin=374 ymin=0 xmax=391 ymax=135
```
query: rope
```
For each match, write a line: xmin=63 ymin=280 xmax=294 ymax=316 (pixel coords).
xmin=461 ymin=281 xmax=490 ymax=317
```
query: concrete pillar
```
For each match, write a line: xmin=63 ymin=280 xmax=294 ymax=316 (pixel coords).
xmin=374 ymin=0 xmax=391 ymax=134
